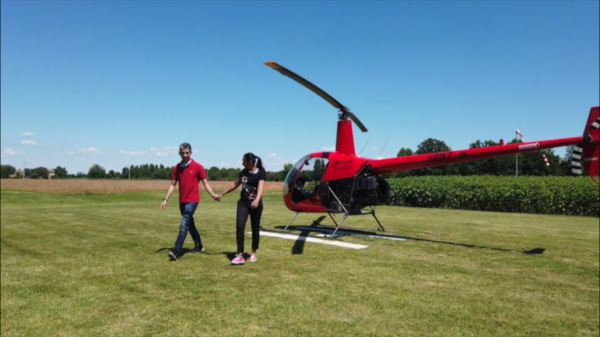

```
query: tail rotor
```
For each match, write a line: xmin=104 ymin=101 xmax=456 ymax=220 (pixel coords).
xmin=571 ymin=107 xmax=599 ymax=183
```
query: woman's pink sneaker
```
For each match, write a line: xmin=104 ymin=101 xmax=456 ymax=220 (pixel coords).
xmin=249 ymin=255 xmax=257 ymax=263
xmin=231 ymin=255 xmax=245 ymax=265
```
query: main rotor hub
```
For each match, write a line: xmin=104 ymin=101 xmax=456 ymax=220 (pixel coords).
xmin=338 ymin=107 xmax=351 ymax=121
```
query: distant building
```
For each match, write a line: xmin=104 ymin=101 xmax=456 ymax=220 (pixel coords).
xmin=8 ymin=169 xmax=55 ymax=179
xmin=9 ymin=170 xmax=23 ymax=178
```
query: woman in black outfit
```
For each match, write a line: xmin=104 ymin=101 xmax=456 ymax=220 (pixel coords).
xmin=216 ymin=153 xmax=266 ymax=265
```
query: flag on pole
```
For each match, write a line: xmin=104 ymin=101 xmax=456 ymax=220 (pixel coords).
xmin=516 ymin=129 xmax=525 ymax=143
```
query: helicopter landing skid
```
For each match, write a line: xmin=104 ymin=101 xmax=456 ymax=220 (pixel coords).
xmin=328 ymin=207 xmax=385 ymax=236
xmin=282 ymin=211 xmax=301 ymax=232
xmin=281 ymin=206 xmax=385 ymax=236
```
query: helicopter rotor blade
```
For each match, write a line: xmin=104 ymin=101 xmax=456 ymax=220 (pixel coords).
xmin=264 ymin=61 xmax=345 ymax=111
xmin=348 ymin=112 xmax=368 ymax=133
xmin=265 ymin=61 xmax=368 ymax=133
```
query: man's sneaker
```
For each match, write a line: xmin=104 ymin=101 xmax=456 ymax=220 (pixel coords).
xmin=231 ymin=255 xmax=245 ymax=265
xmin=189 ymin=245 xmax=205 ymax=253
xmin=168 ymin=251 xmax=181 ymax=261
xmin=249 ymin=255 xmax=257 ymax=263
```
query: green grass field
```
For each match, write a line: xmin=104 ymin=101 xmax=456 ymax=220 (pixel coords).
xmin=1 ymin=189 xmax=598 ymax=337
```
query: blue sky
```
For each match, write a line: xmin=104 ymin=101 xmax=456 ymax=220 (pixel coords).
xmin=1 ymin=1 xmax=598 ymax=175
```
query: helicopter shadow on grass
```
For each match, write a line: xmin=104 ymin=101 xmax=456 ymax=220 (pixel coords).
xmin=261 ymin=216 xmax=354 ymax=255
xmin=396 ymin=235 xmax=546 ymax=255
xmin=291 ymin=216 xmax=327 ymax=255
xmin=269 ymin=218 xmax=545 ymax=255
xmin=255 ymin=216 xmax=329 ymax=255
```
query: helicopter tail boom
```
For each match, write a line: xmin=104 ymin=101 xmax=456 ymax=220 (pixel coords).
xmin=372 ymin=107 xmax=599 ymax=175
xmin=370 ymin=137 xmax=583 ymax=174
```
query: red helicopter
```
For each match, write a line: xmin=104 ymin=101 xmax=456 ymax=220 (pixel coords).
xmin=264 ymin=61 xmax=600 ymax=235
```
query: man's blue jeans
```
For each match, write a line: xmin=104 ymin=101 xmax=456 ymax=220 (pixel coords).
xmin=173 ymin=202 xmax=202 ymax=253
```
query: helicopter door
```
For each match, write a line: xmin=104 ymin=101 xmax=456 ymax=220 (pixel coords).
xmin=289 ymin=157 xmax=330 ymax=204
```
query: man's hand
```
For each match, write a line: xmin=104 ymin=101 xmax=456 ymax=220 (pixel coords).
xmin=161 ymin=200 xmax=168 ymax=210
xmin=214 ymin=194 xmax=222 ymax=201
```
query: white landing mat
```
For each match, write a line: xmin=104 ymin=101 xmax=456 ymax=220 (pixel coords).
xmin=251 ymin=231 xmax=368 ymax=250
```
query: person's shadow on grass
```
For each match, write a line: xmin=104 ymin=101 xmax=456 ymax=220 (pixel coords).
xmin=155 ymin=247 xmax=212 ymax=260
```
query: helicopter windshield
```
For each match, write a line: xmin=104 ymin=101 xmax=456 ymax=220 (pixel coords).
xmin=284 ymin=155 xmax=330 ymax=204
xmin=283 ymin=155 xmax=309 ymax=196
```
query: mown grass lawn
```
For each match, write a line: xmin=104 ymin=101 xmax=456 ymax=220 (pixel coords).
xmin=1 ymin=189 xmax=598 ymax=337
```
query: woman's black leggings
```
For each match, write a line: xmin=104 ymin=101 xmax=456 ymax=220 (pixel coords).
xmin=236 ymin=201 xmax=263 ymax=253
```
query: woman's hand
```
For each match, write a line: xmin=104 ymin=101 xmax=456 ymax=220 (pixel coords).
xmin=251 ymin=199 xmax=259 ymax=208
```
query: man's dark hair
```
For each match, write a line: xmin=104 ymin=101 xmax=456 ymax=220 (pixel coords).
xmin=179 ymin=142 xmax=192 ymax=152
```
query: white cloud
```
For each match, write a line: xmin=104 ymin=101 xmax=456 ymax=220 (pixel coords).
xmin=79 ymin=147 xmax=102 ymax=154
xmin=372 ymin=147 xmax=378 ymax=151
xmin=119 ymin=150 xmax=145 ymax=156
xmin=321 ymin=147 xmax=335 ymax=151
xmin=1 ymin=148 xmax=21 ymax=157
xmin=150 ymin=146 xmax=178 ymax=155
xmin=21 ymin=132 xmax=34 ymax=136
xmin=267 ymin=153 xmax=277 ymax=157
xmin=66 ymin=151 xmax=77 ymax=155
xmin=21 ymin=140 xmax=37 ymax=145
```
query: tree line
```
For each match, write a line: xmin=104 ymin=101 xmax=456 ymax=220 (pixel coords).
xmin=0 ymin=163 xmax=294 ymax=181
xmin=1 ymin=138 xmax=578 ymax=180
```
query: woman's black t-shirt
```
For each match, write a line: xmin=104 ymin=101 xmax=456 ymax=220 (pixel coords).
xmin=239 ymin=168 xmax=267 ymax=204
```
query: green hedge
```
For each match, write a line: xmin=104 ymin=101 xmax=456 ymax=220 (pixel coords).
xmin=386 ymin=176 xmax=599 ymax=217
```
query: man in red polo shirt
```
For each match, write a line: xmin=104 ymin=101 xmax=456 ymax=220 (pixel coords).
xmin=160 ymin=142 xmax=218 ymax=261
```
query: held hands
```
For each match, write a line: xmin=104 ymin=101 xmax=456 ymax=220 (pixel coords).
xmin=210 ymin=194 xmax=256 ymax=206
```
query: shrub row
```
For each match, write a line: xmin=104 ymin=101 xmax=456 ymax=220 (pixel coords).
xmin=385 ymin=176 xmax=599 ymax=217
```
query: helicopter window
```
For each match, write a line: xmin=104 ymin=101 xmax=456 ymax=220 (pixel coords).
xmin=283 ymin=155 xmax=309 ymax=196
xmin=289 ymin=157 xmax=329 ymax=204
xmin=299 ymin=157 xmax=329 ymax=193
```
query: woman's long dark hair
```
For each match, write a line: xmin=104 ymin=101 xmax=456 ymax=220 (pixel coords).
xmin=244 ymin=152 xmax=264 ymax=170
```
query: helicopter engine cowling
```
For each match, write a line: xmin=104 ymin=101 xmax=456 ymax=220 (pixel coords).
xmin=319 ymin=175 xmax=390 ymax=213
xmin=353 ymin=176 xmax=391 ymax=209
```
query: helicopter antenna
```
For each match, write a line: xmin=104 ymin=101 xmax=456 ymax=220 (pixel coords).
xmin=358 ymin=141 xmax=369 ymax=156
xmin=378 ymin=134 xmax=391 ymax=159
